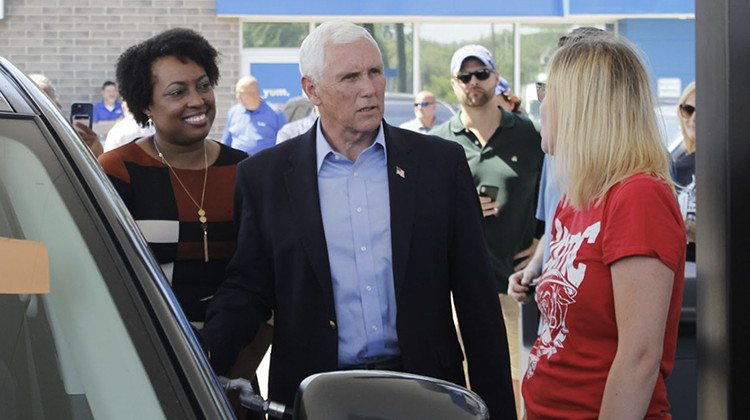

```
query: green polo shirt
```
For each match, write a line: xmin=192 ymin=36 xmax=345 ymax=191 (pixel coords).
xmin=430 ymin=107 xmax=544 ymax=292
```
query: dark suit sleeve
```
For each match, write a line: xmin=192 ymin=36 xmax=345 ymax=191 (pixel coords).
xmin=201 ymin=160 xmax=274 ymax=375
xmin=449 ymin=150 xmax=518 ymax=420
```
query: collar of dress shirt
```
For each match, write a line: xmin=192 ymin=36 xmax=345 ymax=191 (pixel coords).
xmin=316 ymin=122 xmax=387 ymax=173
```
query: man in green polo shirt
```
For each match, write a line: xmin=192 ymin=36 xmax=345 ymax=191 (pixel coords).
xmin=430 ymin=44 xmax=543 ymax=419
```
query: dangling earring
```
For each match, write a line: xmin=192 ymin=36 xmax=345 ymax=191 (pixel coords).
xmin=147 ymin=115 xmax=153 ymax=129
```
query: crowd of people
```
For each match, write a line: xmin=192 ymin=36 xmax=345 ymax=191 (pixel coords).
xmin=32 ymin=20 xmax=695 ymax=419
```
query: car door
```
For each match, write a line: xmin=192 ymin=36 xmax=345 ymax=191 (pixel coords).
xmin=0 ymin=57 xmax=233 ymax=419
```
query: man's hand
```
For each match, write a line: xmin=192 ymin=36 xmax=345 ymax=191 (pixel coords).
xmin=508 ymin=235 xmax=547 ymax=303
xmin=74 ymin=121 xmax=103 ymax=157
xmin=478 ymin=194 xmax=498 ymax=217
xmin=507 ymin=267 xmax=539 ymax=304
xmin=685 ymin=218 xmax=696 ymax=243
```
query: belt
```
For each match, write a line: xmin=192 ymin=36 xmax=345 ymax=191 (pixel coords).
xmin=343 ymin=356 xmax=403 ymax=372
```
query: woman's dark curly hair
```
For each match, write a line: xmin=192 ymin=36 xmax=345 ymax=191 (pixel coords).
xmin=115 ymin=27 xmax=220 ymax=127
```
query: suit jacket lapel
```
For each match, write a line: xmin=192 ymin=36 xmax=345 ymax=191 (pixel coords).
xmin=283 ymin=124 xmax=333 ymax=296
xmin=384 ymin=124 xmax=417 ymax=296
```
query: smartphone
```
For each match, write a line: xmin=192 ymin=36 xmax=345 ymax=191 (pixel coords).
xmin=479 ymin=185 xmax=499 ymax=201
xmin=70 ymin=102 xmax=94 ymax=129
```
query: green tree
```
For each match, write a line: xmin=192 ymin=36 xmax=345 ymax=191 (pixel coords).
xmin=416 ymin=24 xmax=591 ymax=107
xmin=243 ymin=23 xmax=309 ymax=48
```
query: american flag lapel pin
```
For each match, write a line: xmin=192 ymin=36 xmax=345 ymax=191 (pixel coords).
xmin=396 ymin=166 xmax=406 ymax=178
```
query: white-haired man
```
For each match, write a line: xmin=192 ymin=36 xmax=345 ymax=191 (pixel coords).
xmin=203 ymin=22 xmax=516 ymax=419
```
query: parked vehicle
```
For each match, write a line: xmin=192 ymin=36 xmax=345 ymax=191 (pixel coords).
xmin=0 ymin=56 xmax=482 ymax=419
xmin=0 ymin=55 xmax=231 ymax=420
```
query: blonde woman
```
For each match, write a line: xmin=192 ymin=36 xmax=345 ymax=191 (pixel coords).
xmin=510 ymin=35 xmax=686 ymax=419
xmin=672 ymin=82 xmax=696 ymax=262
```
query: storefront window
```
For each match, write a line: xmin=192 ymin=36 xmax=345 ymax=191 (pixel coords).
xmin=362 ymin=23 xmax=414 ymax=93
xmin=242 ymin=22 xmax=309 ymax=48
xmin=519 ymin=24 xmax=609 ymax=124
xmin=416 ymin=23 xmax=513 ymax=106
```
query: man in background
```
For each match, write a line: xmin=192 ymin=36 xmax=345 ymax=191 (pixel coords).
xmin=92 ymin=80 xmax=124 ymax=138
xmin=221 ymin=75 xmax=287 ymax=154
xmin=30 ymin=73 xmax=103 ymax=157
xmin=399 ymin=90 xmax=443 ymax=133
xmin=495 ymin=76 xmax=523 ymax=114
xmin=93 ymin=80 xmax=124 ymax=123
xmin=430 ymin=44 xmax=544 ymax=419
xmin=275 ymin=106 xmax=318 ymax=144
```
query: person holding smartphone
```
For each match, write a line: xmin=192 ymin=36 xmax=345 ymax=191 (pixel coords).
xmin=29 ymin=74 xmax=102 ymax=157
xmin=429 ymin=44 xmax=544 ymax=418
xmin=71 ymin=111 xmax=103 ymax=157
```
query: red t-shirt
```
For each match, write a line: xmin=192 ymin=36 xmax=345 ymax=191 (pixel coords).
xmin=523 ymin=173 xmax=686 ymax=419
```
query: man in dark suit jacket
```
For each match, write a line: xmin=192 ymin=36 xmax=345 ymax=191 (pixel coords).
xmin=202 ymin=21 xmax=516 ymax=419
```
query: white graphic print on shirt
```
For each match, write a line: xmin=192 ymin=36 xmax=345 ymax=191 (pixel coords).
xmin=526 ymin=218 xmax=601 ymax=379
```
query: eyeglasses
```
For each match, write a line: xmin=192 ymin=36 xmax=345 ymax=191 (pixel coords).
xmin=414 ymin=101 xmax=435 ymax=108
xmin=454 ymin=68 xmax=493 ymax=84
xmin=536 ymin=82 xmax=546 ymax=103
xmin=679 ymin=103 xmax=695 ymax=118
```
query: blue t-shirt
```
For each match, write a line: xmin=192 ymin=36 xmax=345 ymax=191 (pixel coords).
xmin=536 ymin=155 xmax=563 ymax=265
xmin=221 ymin=101 xmax=287 ymax=155
xmin=93 ymin=100 xmax=124 ymax=123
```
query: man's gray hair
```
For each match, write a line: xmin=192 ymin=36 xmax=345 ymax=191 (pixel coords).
xmin=299 ymin=21 xmax=382 ymax=83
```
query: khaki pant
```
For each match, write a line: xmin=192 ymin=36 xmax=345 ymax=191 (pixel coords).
xmin=499 ymin=293 xmax=521 ymax=380
xmin=451 ymin=292 xmax=521 ymax=381
xmin=452 ymin=292 xmax=522 ymax=418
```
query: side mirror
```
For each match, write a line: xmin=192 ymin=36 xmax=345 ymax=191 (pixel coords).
xmin=0 ymin=237 xmax=49 ymax=294
xmin=293 ymin=370 xmax=489 ymax=420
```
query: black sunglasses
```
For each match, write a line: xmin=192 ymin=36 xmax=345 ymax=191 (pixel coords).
xmin=536 ymin=82 xmax=546 ymax=103
xmin=455 ymin=68 xmax=493 ymax=84
xmin=679 ymin=103 xmax=695 ymax=118
xmin=414 ymin=101 xmax=435 ymax=108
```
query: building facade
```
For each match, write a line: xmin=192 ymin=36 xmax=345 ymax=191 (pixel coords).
xmin=0 ymin=0 xmax=694 ymax=139
xmin=0 ymin=0 xmax=240 ymax=139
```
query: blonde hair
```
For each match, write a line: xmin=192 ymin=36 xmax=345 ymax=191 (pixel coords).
xmin=547 ymin=36 xmax=671 ymax=210
xmin=678 ymin=81 xmax=696 ymax=153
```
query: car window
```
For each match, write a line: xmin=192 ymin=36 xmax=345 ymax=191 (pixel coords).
xmin=0 ymin=125 xmax=165 ymax=419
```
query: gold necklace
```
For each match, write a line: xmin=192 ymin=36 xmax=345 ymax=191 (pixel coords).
xmin=153 ymin=138 xmax=210 ymax=262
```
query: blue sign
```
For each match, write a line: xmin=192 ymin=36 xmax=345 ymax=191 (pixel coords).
xmin=216 ymin=0 xmax=693 ymax=17
xmin=250 ymin=62 xmax=303 ymax=106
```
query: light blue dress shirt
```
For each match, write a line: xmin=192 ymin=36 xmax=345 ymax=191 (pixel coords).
xmin=315 ymin=122 xmax=400 ymax=367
